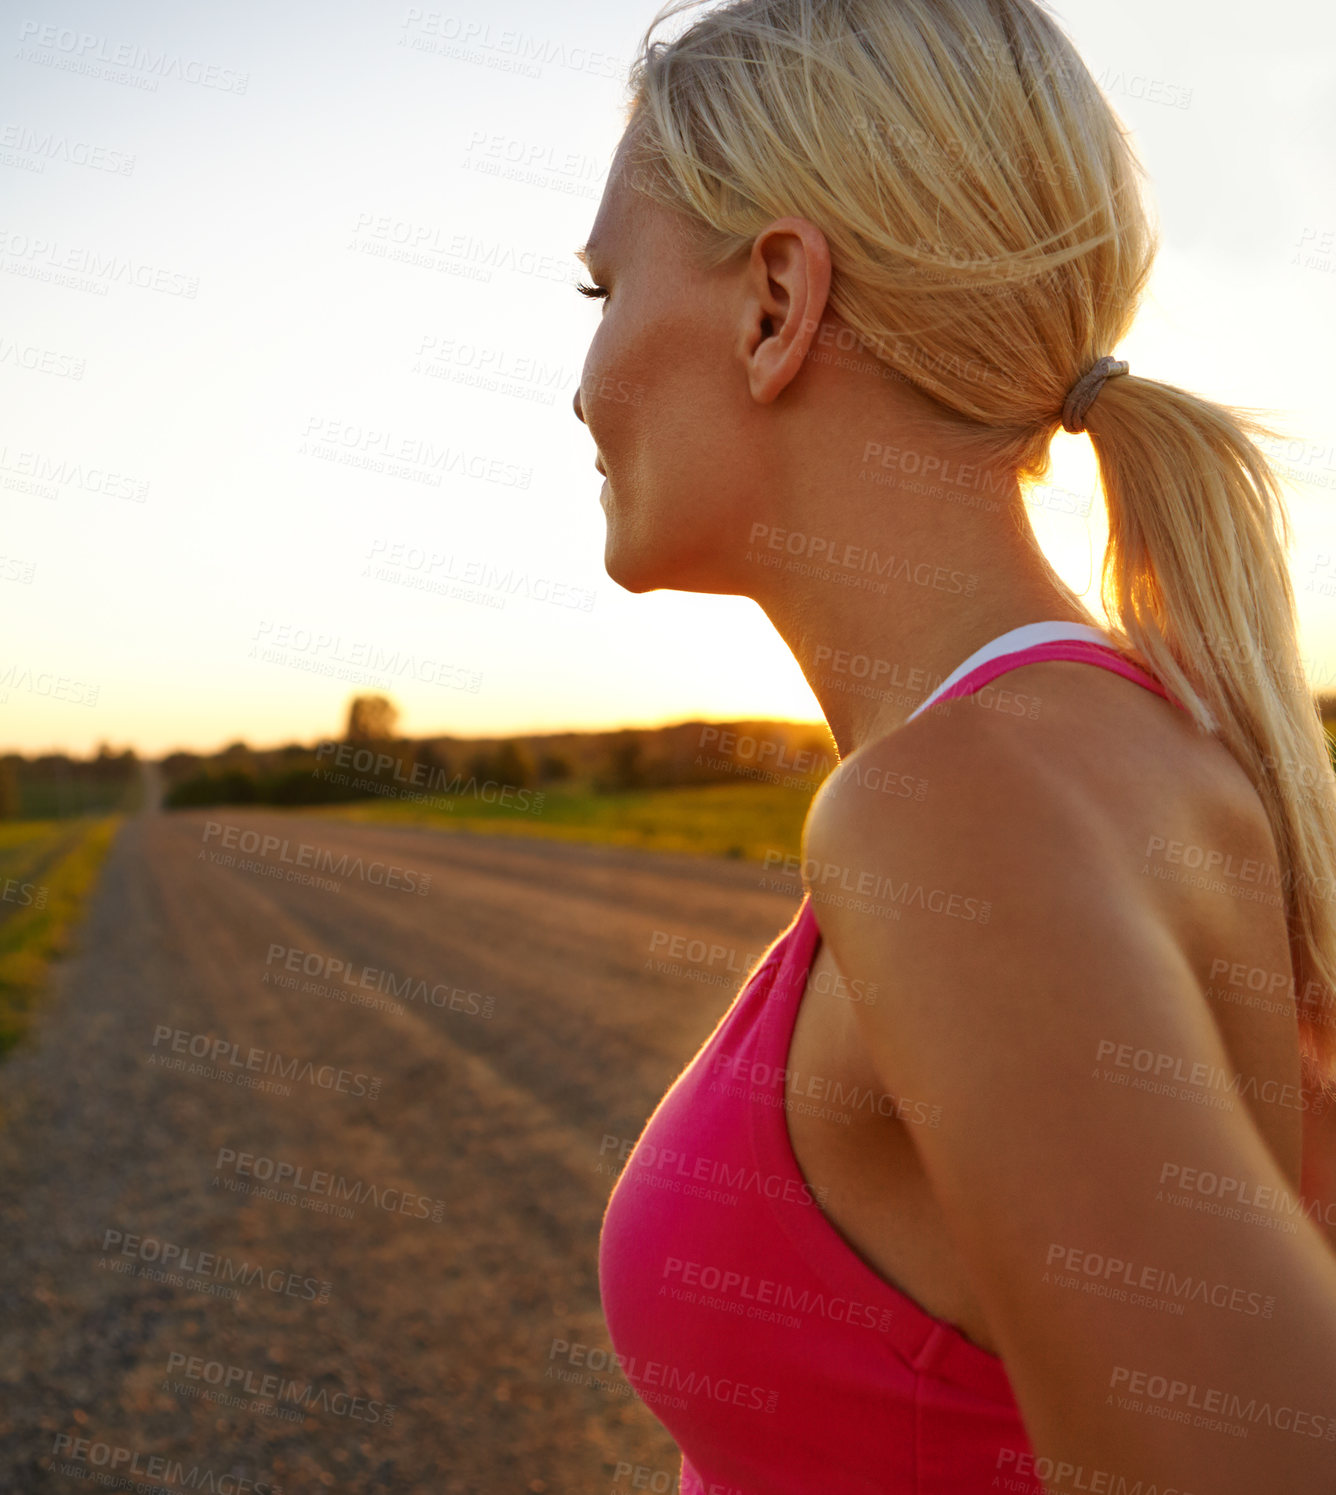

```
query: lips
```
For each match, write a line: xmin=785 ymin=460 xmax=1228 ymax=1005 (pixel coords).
xmin=595 ymin=457 xmax=605 ymax=475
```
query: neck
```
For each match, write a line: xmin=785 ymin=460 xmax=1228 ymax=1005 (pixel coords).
xmin=744 ymin=477 xmax=1098 ymax=759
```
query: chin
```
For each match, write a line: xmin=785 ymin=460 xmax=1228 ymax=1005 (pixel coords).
xmin=603 ymin=533 xmax=728 ymax=595
xmin=602 ymin=534 xmax=665 ymax=593
xmin=600 ymin=479 xmax=730 ymax=594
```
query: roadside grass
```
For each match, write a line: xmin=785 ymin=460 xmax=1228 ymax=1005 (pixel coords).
xmin=294 ymin=782 xmax=816 ymax=863
xmin=0 ymin=816 xmax=123 ymax=1058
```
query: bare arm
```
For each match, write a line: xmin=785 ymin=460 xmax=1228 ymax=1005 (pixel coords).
xmin=806 ymin=715 xmax=1336 ymax=1494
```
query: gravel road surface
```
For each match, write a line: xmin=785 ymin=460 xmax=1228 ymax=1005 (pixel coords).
xmin=0 ymin=804 xmax=800 ymax=1495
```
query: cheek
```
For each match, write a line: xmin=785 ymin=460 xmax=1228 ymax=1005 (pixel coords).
xmin=580 ymin=369 xmax=647 ymax=432
xmin=582 ymin=297 xmax=731 ymax=492
xmin=580 ymin=319 xmax=652 ymax=438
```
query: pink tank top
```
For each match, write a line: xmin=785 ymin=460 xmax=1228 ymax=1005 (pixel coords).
xmin=597 ymin=621 xmax=1184 ymax=1495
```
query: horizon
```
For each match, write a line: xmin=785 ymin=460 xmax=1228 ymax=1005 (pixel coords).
xmin=6 ymin=707 xmax=835 ymax=764
xmin=3 ymin=0 xmax=1334 ymax=759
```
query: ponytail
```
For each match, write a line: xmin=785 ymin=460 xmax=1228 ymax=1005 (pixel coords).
xmin=1083 ymin=377 xmax=1336 ymax=1107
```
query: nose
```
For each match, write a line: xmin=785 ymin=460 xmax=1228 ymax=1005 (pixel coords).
xmin=572 ymin=382 xmax=585 ymax=424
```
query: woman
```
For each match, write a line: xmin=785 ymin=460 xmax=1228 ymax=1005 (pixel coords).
xmin=570 ymin=2 xmax=1336 ymax=1490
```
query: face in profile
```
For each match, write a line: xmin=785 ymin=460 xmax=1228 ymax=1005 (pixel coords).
xmin=572 ymin=131 xmax=771 ymax=597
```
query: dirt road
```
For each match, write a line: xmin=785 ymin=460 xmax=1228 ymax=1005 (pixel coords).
xmin=0 ymin=806 xmax=800 ymax=1494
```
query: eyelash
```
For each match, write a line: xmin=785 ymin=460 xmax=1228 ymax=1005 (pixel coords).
xmin=575 ymin=280 xmax=609 ymax=300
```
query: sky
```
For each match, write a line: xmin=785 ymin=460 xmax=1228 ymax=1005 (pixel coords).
xmin=2 ymin=0 xmax=1334 ymax=758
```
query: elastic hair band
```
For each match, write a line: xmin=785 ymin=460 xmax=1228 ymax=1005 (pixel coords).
xmin=1062 ymin=356 xmax=1130 ymax=434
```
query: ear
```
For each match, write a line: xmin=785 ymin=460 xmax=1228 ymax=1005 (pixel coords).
xmin=737 ymin=216 xmax=832 ymax=405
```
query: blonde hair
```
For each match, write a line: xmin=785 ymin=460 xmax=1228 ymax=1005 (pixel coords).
xmin=623 ymin=0 xmax=1336 ymax=1106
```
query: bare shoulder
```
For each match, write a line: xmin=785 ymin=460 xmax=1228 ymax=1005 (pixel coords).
xmin=795 ymin=678 xmax=1336 ymax=1485
xmin=802 ymin=691 xmax=1158 ymax=1035
xmin=800 ymin=667 xmax=1295 ymax=1096
xmin=804 ymin=662 xmax=1281 ymax=944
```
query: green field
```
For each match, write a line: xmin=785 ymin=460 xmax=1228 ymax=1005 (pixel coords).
xmin=297 ymin=781 xmax=815 ymax=863
xmin=17 ymin=776 xmax=140 ymax=821
xmin=0 ymin=817 xmax=123 ymax=1059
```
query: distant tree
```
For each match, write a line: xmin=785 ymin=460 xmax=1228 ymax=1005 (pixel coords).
xmin=489 ymin=740 xmax=534 ymax=788
xmin=88 ymin=743 xmax=136 ymax=782
xmin=345 ymin=695 xmax=399 ymax=744
xmin=462 ymin=740 xmax=533 ymax=788
xmin=265 ymin=768 xmax=358 ymax=806
xmin=160 ymin=751 xmax=203 ymax=787
xmin=537 ymin=753 xmax=572 ymax=783
xmin=598 ymin=736 xmax=645 ymax=792
xmin=164 ymin=768 xmax=258 ymax=808
xmin=409 ymin=741 xmax=451 ymax=785
xmin=0 ymin=758 xmax=20 ymax=820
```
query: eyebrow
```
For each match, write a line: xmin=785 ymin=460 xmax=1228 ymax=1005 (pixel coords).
xmin=574 ymin=241 xmax=598 ymax=268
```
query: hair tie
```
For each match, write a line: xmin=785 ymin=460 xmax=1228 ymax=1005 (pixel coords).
xmin=1062 ymin=356 xmax=1130 ymax=434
